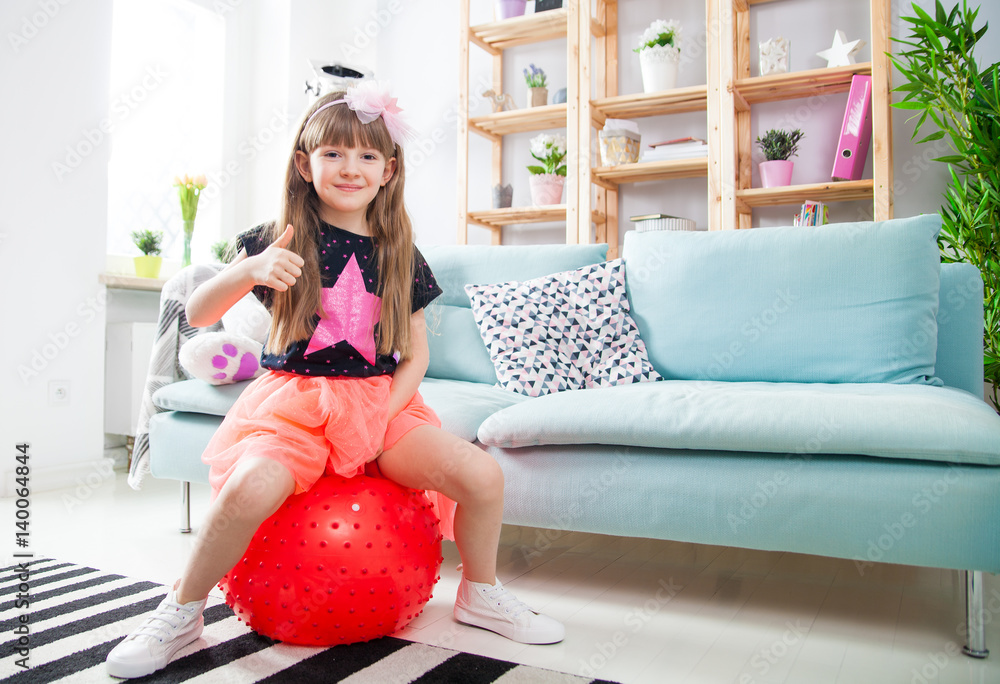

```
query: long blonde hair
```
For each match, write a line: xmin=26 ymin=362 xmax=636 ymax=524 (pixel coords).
xmin=265 ymin=91 xmax=415 ymax=360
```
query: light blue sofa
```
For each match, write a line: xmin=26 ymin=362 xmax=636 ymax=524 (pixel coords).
xmin=147 ymin=215 xmax=1000 ymax=657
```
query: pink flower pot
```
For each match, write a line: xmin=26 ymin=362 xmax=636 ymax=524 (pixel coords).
xmin=529 ymin=173 xmax=565 ymax=205
xmin=759 ymin=160 xmax=794 ymax=188
xmin=495 ymin=0 xmax=527 ymax=20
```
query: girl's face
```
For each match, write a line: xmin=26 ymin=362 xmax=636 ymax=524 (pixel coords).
xmin=294 ymin=143 xmax=396 ymax=234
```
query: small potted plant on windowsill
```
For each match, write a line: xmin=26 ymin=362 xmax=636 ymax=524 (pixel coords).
xmin=756 ymin=128 xmax=804 ymax=187
xmin=524 ymin=63 xmax=548 ymax=108
xmin=131 ymin=229 xmax=164 ymax=278
xmin=527 ymin=133 xmax=567 ymax=205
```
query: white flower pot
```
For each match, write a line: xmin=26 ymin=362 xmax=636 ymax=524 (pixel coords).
xmin=528 ymin=173 xmax=565 ymax=205
xmin=639 ymin=45 xmax=679 ymax=93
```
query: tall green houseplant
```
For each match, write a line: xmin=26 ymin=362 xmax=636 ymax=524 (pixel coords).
xmin=891 ymin=0 xmax=1000 ymax=410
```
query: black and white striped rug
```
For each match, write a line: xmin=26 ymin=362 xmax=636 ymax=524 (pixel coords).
xmin=0 ymin=559 xmax=619 ymax=683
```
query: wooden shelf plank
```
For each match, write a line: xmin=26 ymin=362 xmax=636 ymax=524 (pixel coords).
xmin=471 ymin=9 xmax=569 ymax=49
xmin=736 ymin=179 xmax=874 ymax=208
xmin=594 ymin=157 xmax=709 ymax=185
xmin=734 ymin=63 xmax=872 ymax=104
xmin=591 ymin=84 xmax=708 ymax=122
xmin=468 ymin=205 xmax=567 ymax=228
xmin=470 ymin=104 xmax=568 ymax=137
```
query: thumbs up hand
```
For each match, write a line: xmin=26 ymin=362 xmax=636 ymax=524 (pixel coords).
xmin=252 ymin=224 xmax=304 ymax=292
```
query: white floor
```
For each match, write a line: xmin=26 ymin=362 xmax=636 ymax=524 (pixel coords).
xmin=6 ymin=471 xmax=1000 ymax=684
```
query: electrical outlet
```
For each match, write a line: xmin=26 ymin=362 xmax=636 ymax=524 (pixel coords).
xmin=48 ymin=380 xmax=70 ymax=405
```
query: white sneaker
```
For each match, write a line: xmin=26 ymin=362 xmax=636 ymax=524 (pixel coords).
xmin=454 ymin=578 xmax=565 ymax=644
xmin=106 ymin=589 xmax=206 ymax=678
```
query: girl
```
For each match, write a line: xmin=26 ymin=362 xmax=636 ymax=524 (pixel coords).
xmin=106 ymin=84 xmax=564 ymax=679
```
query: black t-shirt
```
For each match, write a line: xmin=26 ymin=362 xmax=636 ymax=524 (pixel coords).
xmin=236 ymin=222 xmax=442 ymax=377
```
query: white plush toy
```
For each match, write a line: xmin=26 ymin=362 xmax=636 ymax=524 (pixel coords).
xmin=180 ymin=293 xmax=272 ymax=385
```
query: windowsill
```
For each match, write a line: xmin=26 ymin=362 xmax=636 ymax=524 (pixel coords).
xmin=99 ymin=273 xmax=166 ymax=292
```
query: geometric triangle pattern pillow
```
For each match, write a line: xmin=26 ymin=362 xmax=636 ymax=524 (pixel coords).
xmin=465 ymin=259 xmax=662 ymax=397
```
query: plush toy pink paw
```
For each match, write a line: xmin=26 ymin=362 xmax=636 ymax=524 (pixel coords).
xmin=179 ymin=332 xmax=264 ymax=385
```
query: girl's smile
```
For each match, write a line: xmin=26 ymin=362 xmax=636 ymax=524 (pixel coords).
xmin=294 ymin=145 xmax=397 ymax=234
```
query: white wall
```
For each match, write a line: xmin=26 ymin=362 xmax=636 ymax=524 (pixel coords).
xmin=1 ymin=0 xmax=114 ymax=494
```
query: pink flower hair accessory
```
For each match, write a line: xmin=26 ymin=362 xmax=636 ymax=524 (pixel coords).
xmin=306 ymin=80 xmax=417 ymax=148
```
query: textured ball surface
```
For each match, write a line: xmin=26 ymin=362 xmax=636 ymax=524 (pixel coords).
xmin=219 ymin=474 xmax=443 ymax=646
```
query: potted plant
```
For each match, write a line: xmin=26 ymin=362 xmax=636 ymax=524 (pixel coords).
xmin=524 ymin=64 xmax=548 ymax=108
xmin=527 ymin=133 xmax=567 ymax=205
xmin=495 ymin=0 xmax=527 ymax=20
xmin=535 ymin=0 xmax=562 ymax=11
xmin=131 ymin=229 xmax=164 ymax=278
xmin=211 ymin=239 xmax=233 ymax=264
xmin=755 ymin=128 xmax=804 ymax=187
xmin=891 ymin=0 xmax=1000 ymax=410
xmin=635 ymin=19 xmax=681 ymax=93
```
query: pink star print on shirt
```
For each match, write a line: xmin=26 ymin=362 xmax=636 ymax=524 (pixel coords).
xmin=304 ymin=253 xmax=382 ymax=365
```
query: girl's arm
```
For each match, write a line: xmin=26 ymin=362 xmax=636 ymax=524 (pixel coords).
xmin=386 ymin=308 xmax=430 ymax=421
xmin=186 ymin=224 xmax=303 ymax=328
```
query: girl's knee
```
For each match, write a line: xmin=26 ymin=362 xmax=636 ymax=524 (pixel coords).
xmin=455 ymin=452 xmax=504 ymax=505
xmin=219 ymin=459 xmax=295 ymax=520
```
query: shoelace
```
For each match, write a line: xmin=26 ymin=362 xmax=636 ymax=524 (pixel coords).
xmin=482 ymin=584 xmax=533 ymax=619
xmin=129 ymin=601 xmax=194 ymax=643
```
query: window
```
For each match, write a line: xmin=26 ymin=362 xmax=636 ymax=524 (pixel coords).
xmin=106 ymin=0 xmax=224 ymax=261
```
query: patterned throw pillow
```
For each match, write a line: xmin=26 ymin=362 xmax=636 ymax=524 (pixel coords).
xmin=465 ymin=259 xmax=662 ymax=396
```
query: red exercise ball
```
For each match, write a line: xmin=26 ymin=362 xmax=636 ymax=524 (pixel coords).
xmin=219 ymin=474 xmax=443 ymax=646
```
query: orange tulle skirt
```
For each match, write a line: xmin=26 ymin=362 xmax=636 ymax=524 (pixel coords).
xmin=201 ymin=371 xmax=456 ymax=540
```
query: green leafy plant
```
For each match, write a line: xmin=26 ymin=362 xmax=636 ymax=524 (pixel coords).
xmin=890 ymin=0 xmax=1000 ymax=410
xmin=634 ymin=19 xmax=681 ymax=54
xmin=755 ymin=128 xmax=804 ymax=161
xmin=212 ymin=239 xmax=233 ymax=264
xmin=131 ymin=229 xmax=163 ymax=256
xmin=523 ymin=64 xmax=547 ymax=88
xmin=527 ymin=133 xmax=567 ymax=176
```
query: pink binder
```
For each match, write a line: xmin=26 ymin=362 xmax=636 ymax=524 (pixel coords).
xmin=831 ymin=75 xmax=872 ymax=181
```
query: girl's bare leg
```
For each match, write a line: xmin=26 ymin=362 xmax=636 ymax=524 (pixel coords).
xmin=175 ymin=457 xmax=296 ymax=603
xmin=375 ymin=426 xmax=504 ymax=584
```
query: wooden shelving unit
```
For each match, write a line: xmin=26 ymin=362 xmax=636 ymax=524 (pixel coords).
xmin=458 ymin=2 xmax=589 ymax=247
xmin=716 ymin=0 xmax=892 ymax=229
xmin=457 ymin=0 xmax=893 ymax=248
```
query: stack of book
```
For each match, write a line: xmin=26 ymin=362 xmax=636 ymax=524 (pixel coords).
xmin=793 ymin=201 xmax=829 ymax=227
xmin=639 ymin=137 xmax=709 ymax=163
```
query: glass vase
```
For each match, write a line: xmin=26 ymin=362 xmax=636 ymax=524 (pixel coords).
xmin=182 ymin=219 xmax=195 ymax=267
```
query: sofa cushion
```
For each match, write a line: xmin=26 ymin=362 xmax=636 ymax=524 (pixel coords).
xmin=425 ymin=304 xmax=499 ymax=385
xmin=421 ymin=243 xmax=608 ymax=385
xmin=465 ymin=259 xmax=662 ymax=396
xmin=418 ymin=377 xmax=531 ymax=442
xmin=477 ymin=380 xmax=1000 ymax=466
xmin=153 ymin=378 xmax=253 ymax=416
xmin=622 ymin=215 xmax=943 ymax=385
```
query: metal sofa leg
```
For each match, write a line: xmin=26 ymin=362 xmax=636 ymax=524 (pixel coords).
xmin=180 ymin=481 xmax=192 ymax=534
xmin=963 ymin=570 xmax=990 ymax=658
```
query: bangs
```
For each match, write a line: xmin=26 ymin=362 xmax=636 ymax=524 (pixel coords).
xmin=300 ymin=95 xmax=395 ymax=157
